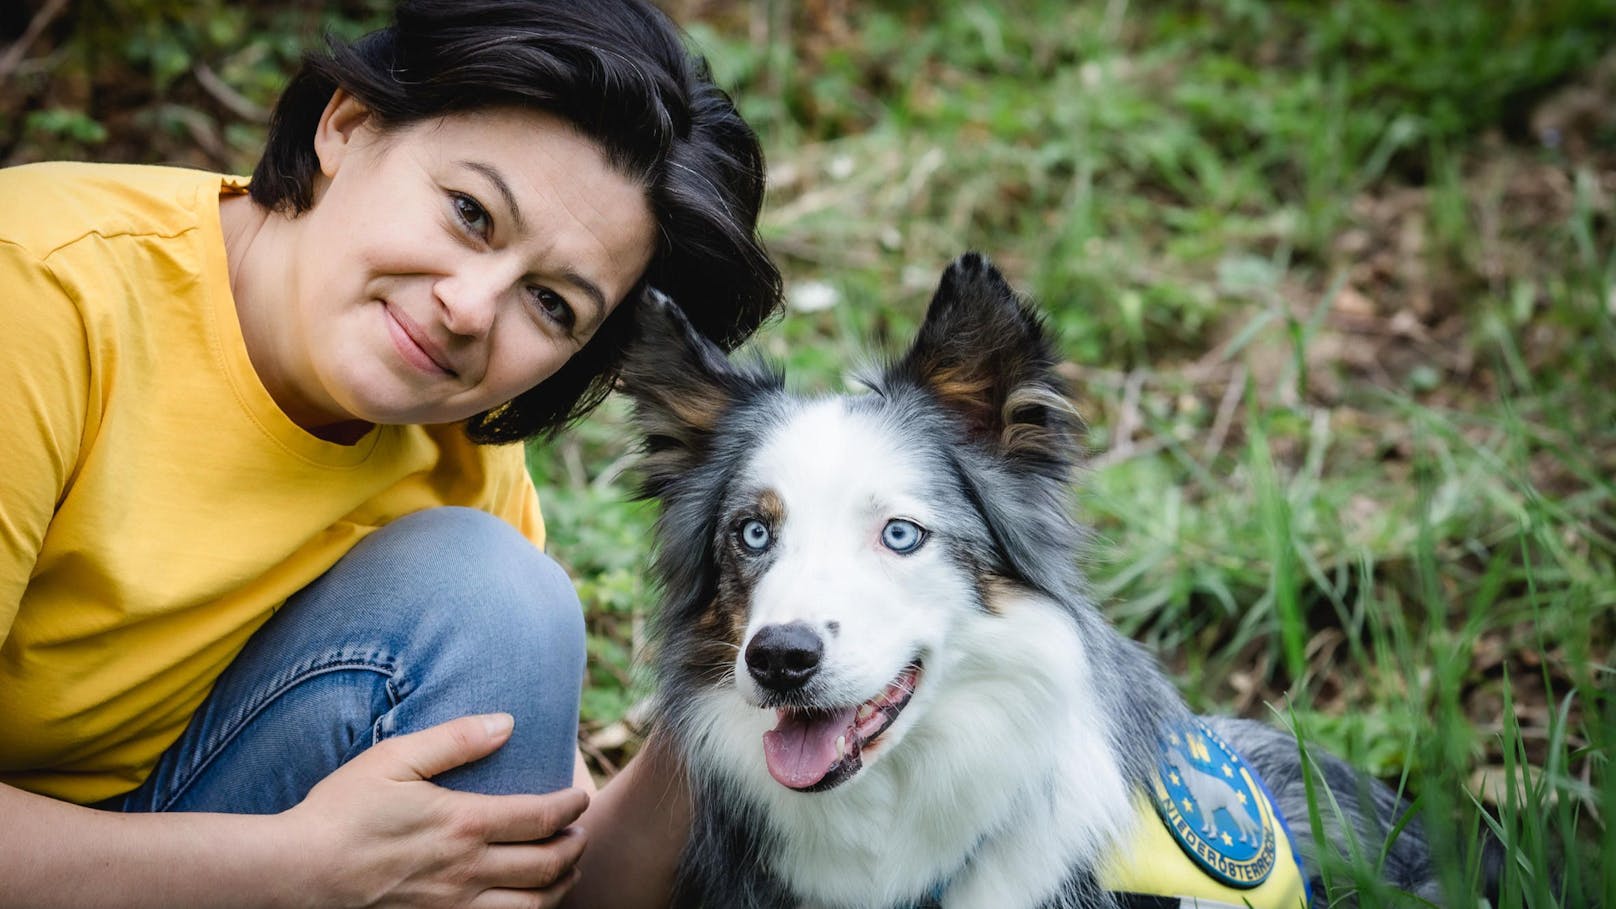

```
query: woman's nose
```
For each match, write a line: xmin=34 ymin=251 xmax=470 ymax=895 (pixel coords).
xmin=434 ymin=271 xmax=502 ymax=338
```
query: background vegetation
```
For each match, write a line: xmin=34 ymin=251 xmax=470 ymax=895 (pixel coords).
xmin=6 ymin=0 xmax=1611 ymax=904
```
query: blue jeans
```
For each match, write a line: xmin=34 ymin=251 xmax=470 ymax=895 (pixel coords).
xmin=100 ymin=507 xmax=586 ymax=813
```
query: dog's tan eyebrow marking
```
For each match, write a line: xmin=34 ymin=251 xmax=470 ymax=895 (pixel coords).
xmin=756 ymin=489 xmax=786 ymax=525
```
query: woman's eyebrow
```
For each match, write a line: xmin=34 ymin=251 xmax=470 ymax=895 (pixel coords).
xmin=458 ymin=160 xmax=526 ymax=234
xmin=559 ymin=270 xmax=608 ymax=331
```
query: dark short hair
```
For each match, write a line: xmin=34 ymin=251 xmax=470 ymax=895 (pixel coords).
xmin=251 ymin=0 xmax=781 ymax=443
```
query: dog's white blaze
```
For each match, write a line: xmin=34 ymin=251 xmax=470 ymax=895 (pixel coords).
xmin=735 ymin=400 xmax=952 ymax=711
xmin=689 ymin=401 xmax=1136 ymax=909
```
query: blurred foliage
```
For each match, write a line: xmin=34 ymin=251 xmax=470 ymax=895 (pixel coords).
xmin=2 ymin=0 xmax=388 ymax=168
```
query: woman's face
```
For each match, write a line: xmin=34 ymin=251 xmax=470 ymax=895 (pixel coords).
xmin=272 ymin=95 xmax=656 ymax=437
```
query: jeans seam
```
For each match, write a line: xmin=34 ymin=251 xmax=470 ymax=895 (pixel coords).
xmin=155 ymin=657 xmax=397 ymax=812
xmin=375 ymin=671 xmax=409 ymax=745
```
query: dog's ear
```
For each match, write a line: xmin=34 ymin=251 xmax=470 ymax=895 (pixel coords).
xmin=893 ymin=253 xmax=1080 ymax=474
xmin=618 ymin=288 xmax=771 ymax=498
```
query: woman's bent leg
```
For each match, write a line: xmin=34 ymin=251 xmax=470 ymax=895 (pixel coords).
xmin=108 ymin=507 xmax=585 ymax=814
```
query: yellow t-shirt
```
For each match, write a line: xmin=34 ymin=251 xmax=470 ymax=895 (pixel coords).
xmin=0 ymin=162 xmax=546 ymax=804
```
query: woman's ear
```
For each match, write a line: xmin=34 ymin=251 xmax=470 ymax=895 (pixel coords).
xmin=312 ymin=89 xmax=373 ymax=179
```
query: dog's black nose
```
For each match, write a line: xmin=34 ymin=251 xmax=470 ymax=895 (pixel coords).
xmin=746 ymin=622 xmax=824 ymax=693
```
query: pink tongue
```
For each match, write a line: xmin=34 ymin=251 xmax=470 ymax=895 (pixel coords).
xmin=762 ymin=706 xmax=856 ymax=789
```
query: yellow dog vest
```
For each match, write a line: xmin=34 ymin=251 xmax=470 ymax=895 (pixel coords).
xmin=1102 ymin=718 xmax=1311 ymax=907
xmin=910 ymin=720 xmax=1310 ymax=908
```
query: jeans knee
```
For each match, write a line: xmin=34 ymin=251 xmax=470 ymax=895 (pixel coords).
xmin=325 ymin=507 xmax=586 ymax=682
xmin=364 ymin=510 xmax=586 ymax=792
xmin=475 ymin=546 xmax=588 ymax=686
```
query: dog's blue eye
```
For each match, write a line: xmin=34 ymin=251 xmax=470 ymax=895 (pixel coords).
xmin=881 ymin=519 xmax=926 ymax=554
xmin=738 ymin=519 xmax=772 ymax=552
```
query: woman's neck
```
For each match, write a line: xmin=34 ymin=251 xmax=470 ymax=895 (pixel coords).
xmin=217 ymin=193 xmax=373 ymax=445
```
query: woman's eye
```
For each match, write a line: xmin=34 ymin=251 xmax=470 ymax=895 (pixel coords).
xmin=529 ymin=287 xmax=576 ymax=329
xmin=881 ymin=519 xmax=927 ymax=554
xmin=737 ymin=519 xmax=772 ymax=552
xmin=451 ymin=193 xmax=491 ymax=237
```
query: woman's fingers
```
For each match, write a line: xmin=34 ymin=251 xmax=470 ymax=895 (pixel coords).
xmin=460 ymin=787 xmax=589 ymax=844
xmin=362 ymin=713 xmax=516 ymax=782
xmin=472 ymin=827 xmax=588 ymax=889
xmin=470 ymin=868 xmax=581 ymax=909
xmin=465 ymin=833 xmax=586 ymax=909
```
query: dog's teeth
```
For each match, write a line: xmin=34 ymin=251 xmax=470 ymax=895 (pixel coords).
xmin=835 ymin=735 xmax=846 ymax=759
xmin=856 ymin=704 xmax=876 ymax=723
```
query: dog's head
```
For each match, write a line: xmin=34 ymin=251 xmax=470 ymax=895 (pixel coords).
xmin=622 ymin=253 xmax=1087 ymax=793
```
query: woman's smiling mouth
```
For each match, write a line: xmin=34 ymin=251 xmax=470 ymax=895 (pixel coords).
xmin=384 ymin=303 xmax=458 ymax=377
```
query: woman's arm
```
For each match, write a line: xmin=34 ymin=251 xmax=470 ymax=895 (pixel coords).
xmin=0 ymin=782 xmax=308 ymax=909
xmin=563 ymin=732 xmax=691 ymax=909
xmin=0 ymin=714 xmax=588 ymax=909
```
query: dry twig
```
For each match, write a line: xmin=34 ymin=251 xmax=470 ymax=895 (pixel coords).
xmin=0 ymin=0 xmax=71 ymax=83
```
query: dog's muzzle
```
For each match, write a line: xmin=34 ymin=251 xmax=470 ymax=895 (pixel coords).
xmin=743 ymin=622 xmax=925 ymax=792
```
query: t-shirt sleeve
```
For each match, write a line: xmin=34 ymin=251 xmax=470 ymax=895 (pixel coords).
xmin=0 ymin=241 xmax=91 ymax=647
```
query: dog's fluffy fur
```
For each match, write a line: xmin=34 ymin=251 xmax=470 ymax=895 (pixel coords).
xmin=620 ymin=254 xmax=1460 ymax=908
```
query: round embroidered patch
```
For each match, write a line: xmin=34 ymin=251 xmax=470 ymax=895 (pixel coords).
xmin=1148 ymin=719 xmax=1277 ymax=889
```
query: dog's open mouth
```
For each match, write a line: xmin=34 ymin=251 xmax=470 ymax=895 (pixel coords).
xmin=761 ymin=662 xmax=922 ymax=791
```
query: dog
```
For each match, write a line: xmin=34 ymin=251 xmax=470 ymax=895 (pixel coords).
xmin=618 ymin=254 xmax=1472 ymax=908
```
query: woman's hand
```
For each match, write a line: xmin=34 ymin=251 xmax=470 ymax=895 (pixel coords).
xmin=283 ymin=713 xmax=588 ymax=908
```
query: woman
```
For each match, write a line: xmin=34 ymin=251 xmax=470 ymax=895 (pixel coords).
xmin=0 ymin=1 xmax=778 ymax=906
